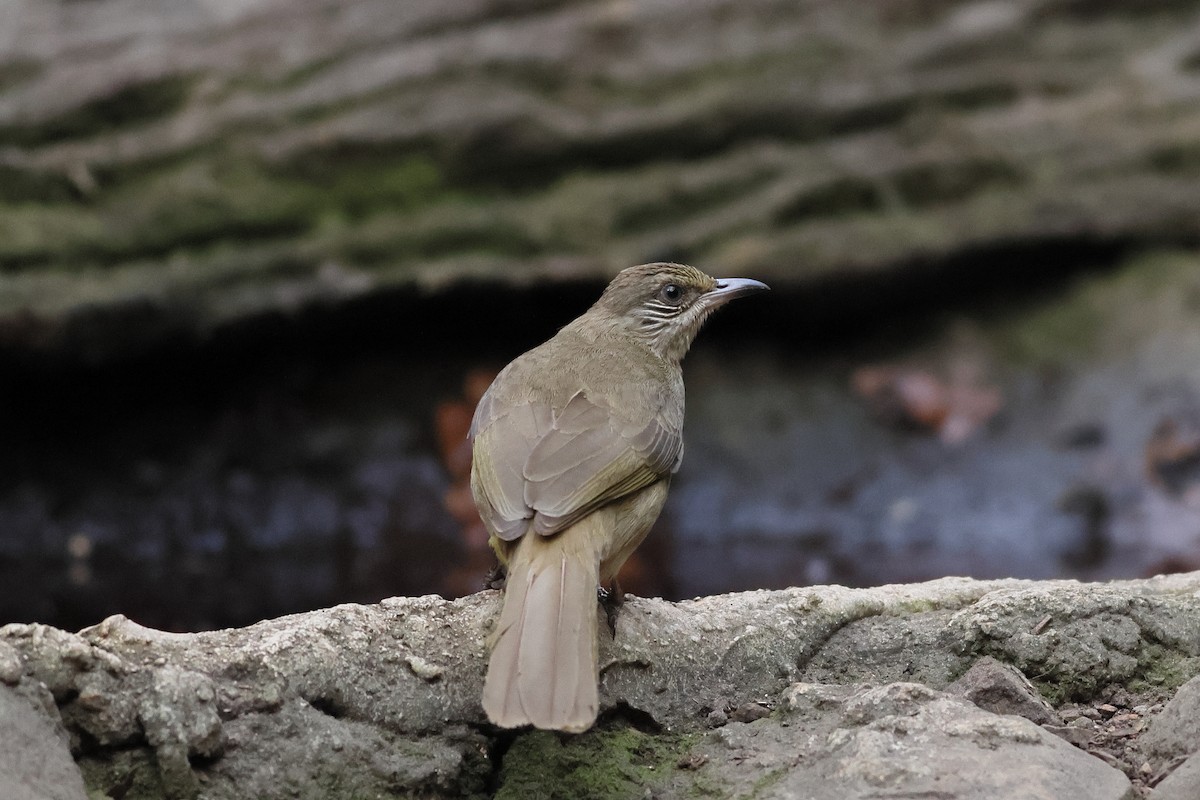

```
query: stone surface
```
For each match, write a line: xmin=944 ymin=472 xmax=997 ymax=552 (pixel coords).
xmin=1155 ymin=752 xmax=1200 ymax=800
xmin=947 ymin=655 xmax=1061 ymax=725
xmin=1140 ymin=674 xmax=1200 ymax=762
xmin=0 ymin=683 xmax=88 ymax=800
xmin=677 ymin=682 xmax=1131 ymax=800
xmin=1 ymin=574 xmax=1198 ymax=798
xmin=2 ymin=0 xmax=1200 ymax=360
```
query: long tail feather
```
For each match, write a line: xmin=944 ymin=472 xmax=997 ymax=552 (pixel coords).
xmin=483 ymin=523 xmax=600 ymax=732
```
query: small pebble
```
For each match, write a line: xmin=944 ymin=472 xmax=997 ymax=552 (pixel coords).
xmin=405 ymin=655 xmax=443 ymax=681
xmin=729 ymin=702 xmax=771 ymax=724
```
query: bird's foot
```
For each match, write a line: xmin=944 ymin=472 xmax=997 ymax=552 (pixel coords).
xmin=598 ymin=579 xmax=625 ymax=637
xmin=484 ymin=563 xmax=507 ymax=591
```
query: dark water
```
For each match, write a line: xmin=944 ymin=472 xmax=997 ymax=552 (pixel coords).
xmin=4 ymin=258 xmax=1200 ymax=632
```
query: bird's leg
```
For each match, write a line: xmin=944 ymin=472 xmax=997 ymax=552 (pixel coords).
xmin=598 ymin=577 xmax=625 ymax=637
xmin=484 ymin=562 xmax=508 ymax=591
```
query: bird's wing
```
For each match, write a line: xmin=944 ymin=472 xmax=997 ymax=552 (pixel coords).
xmin=471 ymin=389 xmax=681 ymax=541
xmin=523 ymin=390 xmax=680 ymax=536
xmin=470 ymin=391 xmax=552 ymax=541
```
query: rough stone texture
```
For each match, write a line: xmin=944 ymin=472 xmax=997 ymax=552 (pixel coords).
xmin=1155 ymin=753 xmax=1200 ymax=800
xmin=677 ymin=682 xmax=1130 ymax=800
xmin=946 ymin=654 xmax=1061 ymax=725
xmin=1140 ymin=674 xmax=1200 ymax=762
xmin=1 ymin=574 xmax=1199 ymax=798
xmin=3 ymin=0 xmax=1200 ymax=359
xmin=0 ymin=682 xmax=88 ymax=800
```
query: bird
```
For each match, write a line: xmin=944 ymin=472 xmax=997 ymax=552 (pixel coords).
xmin=469 ymin=262 xmax=768 ymax=732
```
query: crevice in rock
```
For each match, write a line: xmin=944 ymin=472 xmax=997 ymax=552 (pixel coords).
xmin=480 ymin=726 xmax=522 ymax=795
xmin=306 ymin=695 xmax=347 ymax=721
xmin=598 ymin=702 xmax=663 ymax=734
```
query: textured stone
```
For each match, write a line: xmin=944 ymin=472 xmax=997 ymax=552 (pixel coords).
xmin=1141 ymin=675 xmax=1200 ymax=762
xmin=669 ymin=682 xmax=1131 ymax=800
xmin=1155 ymin=753 xmax=1200 ymax=800
xmin=3 ymin=574 xmax=1200 ymax=798
xmin=0 ymin=684 xmax=87 ymax=800
xmin=947 ymin=655 xmax=1060 ymax=725
xmin=3 ymin=0 xmax=1200 ymax=360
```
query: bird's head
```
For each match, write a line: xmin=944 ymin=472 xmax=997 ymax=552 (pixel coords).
xmin=591 ymin=262 xmax=769 ymax=361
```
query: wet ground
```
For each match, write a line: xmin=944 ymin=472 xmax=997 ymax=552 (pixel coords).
xmin=4 ymin=255 xmax=1200 ymax=632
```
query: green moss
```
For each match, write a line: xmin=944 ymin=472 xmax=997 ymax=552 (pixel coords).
xmin=1130 ymin=645 xmax=1200 ymax=694
xmin=87 ymin=161 xmax=317 ymax=262
xmin=78 ymin=751 xmax=165 ymax=800
xmin=986 ymin=251 xmax=1200 ymax=368
xmin=1028 ymin=677 xmax=1075 ymax=707
xmin=494 ymin=726 xmax=699 ymax=800
xmin=0 ymin=205 xmax=109 ymax=270
xmin=271 ymin=145 xmax=456 ymax=218
xmin=0 ymin=159 xmax=318 ymax=270
xmin=0 ymin=75 xmax=195 ymax=147
xmin=1028 ymin=649 xmax=1200 ymax=704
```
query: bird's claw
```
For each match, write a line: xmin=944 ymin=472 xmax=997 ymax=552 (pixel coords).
xmin=598 ymin=579 xmax=625 ymax=637
xmin=484 ymin=563 xmax=508 ymax=591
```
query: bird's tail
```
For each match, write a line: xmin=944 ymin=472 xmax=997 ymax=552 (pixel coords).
xmin=482 ymin=520 xmax=602 ymax=732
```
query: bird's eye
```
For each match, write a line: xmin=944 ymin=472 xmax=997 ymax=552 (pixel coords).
xmin=658 ymin=283 xmax=683 ymax=304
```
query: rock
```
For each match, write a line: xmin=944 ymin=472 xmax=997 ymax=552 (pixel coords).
xmin=666 ymin=683 xmax=1129 ymax=800
xmin=728 ymin=701 xmax=771 ymax=723
xmin=3 ymin=0 xmax=1200 ymax=361
xmin=1140 ymin=674 xmax=1200 ymax=763
xmin=0 ymin=683 xmax=87 ymax=800
xmin=949 ymin=581 xmax=1200 ymax=703
xmin=493 ymin=683 xmax=1133 ymax=800
xmin=1043 ymin=721 xmax=1094 ymax=748
xmin=0 ymin=639 xmax=22 ymax=684
xmin=947 ymin=655 xmax=1060 ymax=725
xmin=1155 ymin=753 xmax=1200 ymax=800
xmin=3 ymin=574 xmax=1200 ymax=798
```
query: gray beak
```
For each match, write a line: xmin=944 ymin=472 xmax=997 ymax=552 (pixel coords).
xmin=707 ymin=277 xmax=770 ymax=304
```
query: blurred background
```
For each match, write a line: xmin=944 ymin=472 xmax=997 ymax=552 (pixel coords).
xmin=3 ymin=0 xmax=1200 ymax=633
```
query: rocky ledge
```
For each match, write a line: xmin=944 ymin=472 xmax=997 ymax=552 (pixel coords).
xmin=6 ymin=0 xmax=1200 ymax=362
xmin=3 ymin=573 xmax=1200 ymax=799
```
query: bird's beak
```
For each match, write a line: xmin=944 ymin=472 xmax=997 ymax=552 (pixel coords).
xmin=706 ymin=277 xmax=770 ymax=305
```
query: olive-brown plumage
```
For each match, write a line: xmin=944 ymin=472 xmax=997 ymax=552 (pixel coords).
xmin=470 ymin=262 xmax=767 ymax=732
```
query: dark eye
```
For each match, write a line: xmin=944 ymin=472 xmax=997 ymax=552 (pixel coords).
xmin=659 ymin=283 xmax=683 ymax=304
